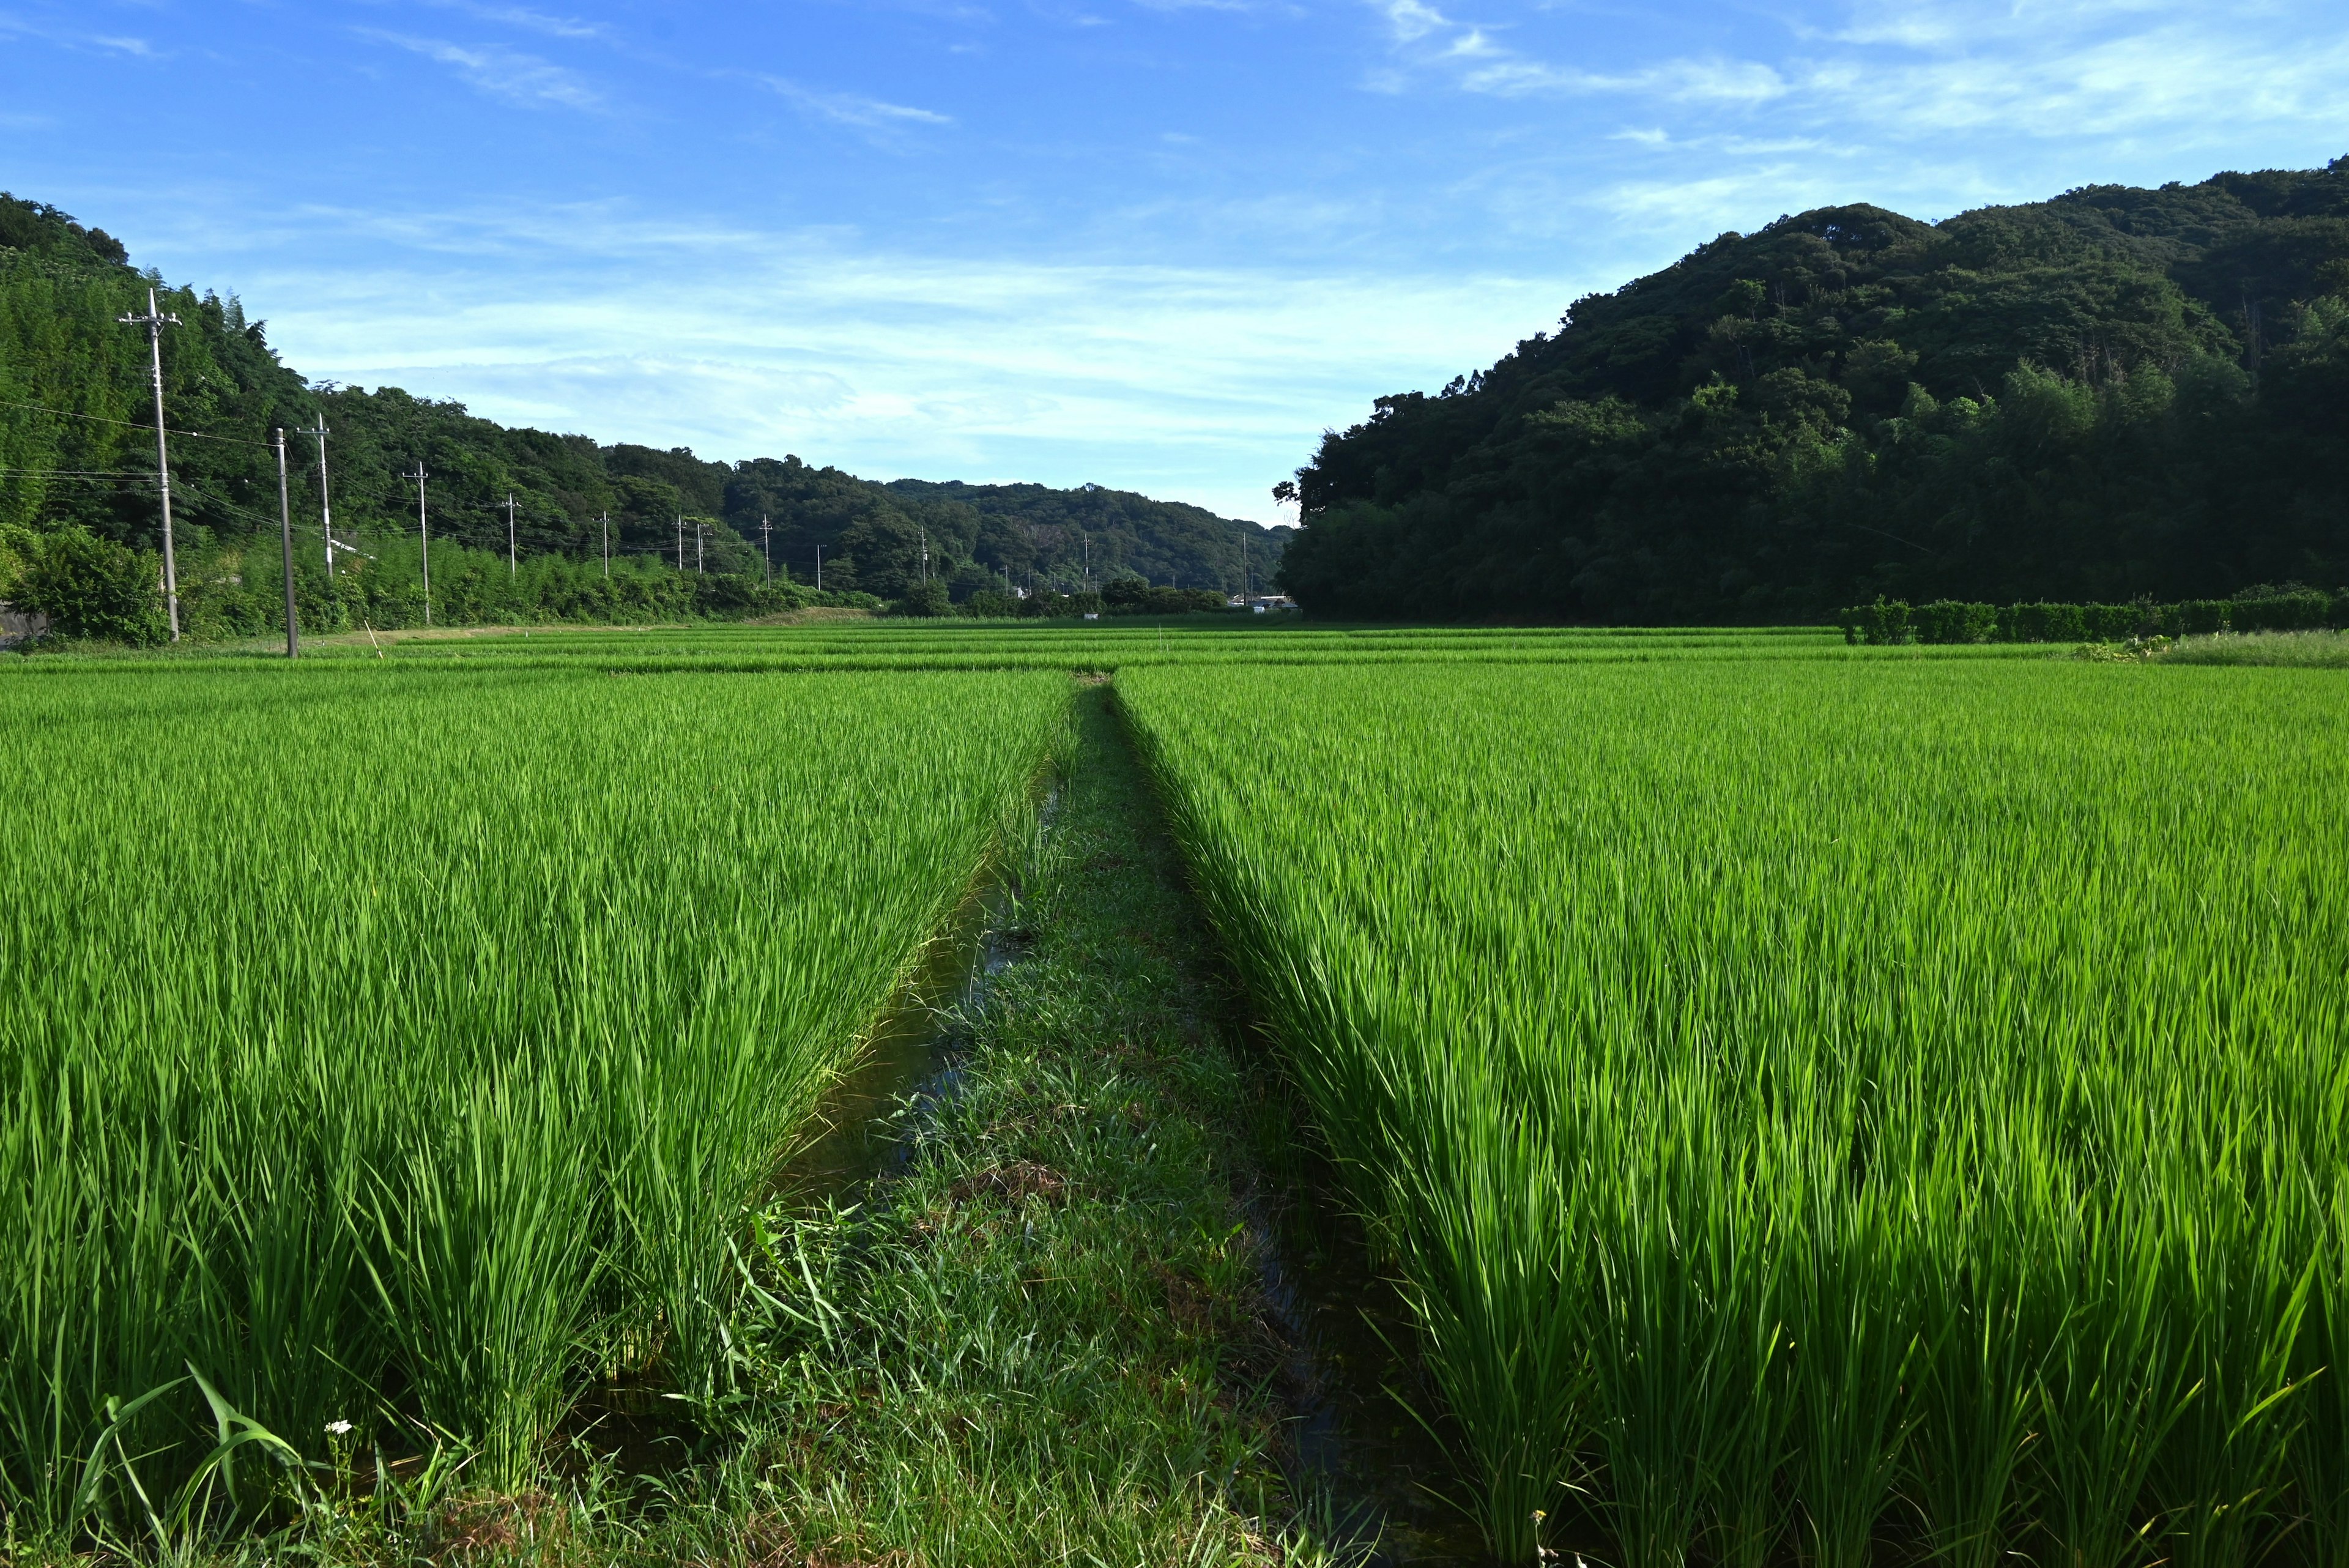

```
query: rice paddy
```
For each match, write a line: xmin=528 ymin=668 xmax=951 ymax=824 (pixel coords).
xmin=1120 ymin=657 xmax=2349 ymax=1566
xmin=5 ymin=623 xmax=2343 ymax=1566
xmin=0 ymin=660 xmax=1063 ymax=1542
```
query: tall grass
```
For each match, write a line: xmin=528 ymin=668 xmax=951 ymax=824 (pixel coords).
xmin=1119 ymin=660 xmax=2349 ymax=1565
xmin=2164 ymin=630 xmax=2349 ymax=667
xmin=0 ymin=663 xmax=1063 ymax=1541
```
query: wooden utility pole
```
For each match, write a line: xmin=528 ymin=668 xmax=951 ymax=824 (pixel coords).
xmin=274 ymin=429 xmax=299 ymax=658
xmin=297 ymin=418 xmax=334 ymax=573
xmin=404 ymin=463 xmax=432 ymax=625
xmin=118 ymin=288 xmax=182 ymax=639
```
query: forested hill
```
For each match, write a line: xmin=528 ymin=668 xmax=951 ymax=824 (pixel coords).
xmin=1277 ymin=160 xmax=2349 ymax=622
xmin=0 ymin=193 xmax=1285 ymax=603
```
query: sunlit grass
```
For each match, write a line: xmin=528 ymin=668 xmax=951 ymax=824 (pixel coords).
xmin=1120 ymin=658 xmax=2349 ymax=1566
xmin=0 ymin=663 xmax=1063 ymax=1542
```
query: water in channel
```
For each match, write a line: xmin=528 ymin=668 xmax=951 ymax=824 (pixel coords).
xmin=771 ymin=786 xmax=1508 ymax=1566
xmin=774 ymin=868 xmax=1030 ymax=1205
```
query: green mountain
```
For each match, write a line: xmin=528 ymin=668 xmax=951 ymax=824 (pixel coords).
xmin=1277 ymin=160 xmax=2349 ymax=622
xmin=0 ymin=192 xmax=1286 ymax=612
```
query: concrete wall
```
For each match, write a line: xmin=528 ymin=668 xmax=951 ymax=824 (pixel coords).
xmin=0 ymin=603 xmax=50 ymax=647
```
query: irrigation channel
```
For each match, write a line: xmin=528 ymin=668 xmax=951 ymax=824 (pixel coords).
xmin=768 ymin=733 xmax=1493 ymax=1566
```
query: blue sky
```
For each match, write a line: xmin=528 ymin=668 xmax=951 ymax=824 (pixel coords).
xmin=3 ymin=0 xmax=2343 ymax=521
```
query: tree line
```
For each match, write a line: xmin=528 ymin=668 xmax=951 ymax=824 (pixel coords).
xmin=0 ymin=192 xmax=1290 ymax=639
xmin=1274 ymin=161 xmax=2349 ymax=622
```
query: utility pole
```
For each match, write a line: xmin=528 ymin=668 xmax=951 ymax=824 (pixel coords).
xmin=919 ymin=527 xmax=929 ymax=582
xmin=815 ymin=544 xmax=823 ymax=592
xmin=505 ymin=494 xmax=518 ymax=576
xmin=695 ymin=520 xmax=704 ymax=576
xmin=118 ymin=288 xmax=183 ymax=640
xmin=1241 ymin=530 xmax=1249 ymax=598
xmin=273 ymin=429 xmax=300 ymax=658
xmin=600 ymin=511 xmax=610 ymax=579
xmin=675 ymin=515 xmax=684 ymax=571
xmin=297 ymin=417 xmax=333 ymax=574
xmin=760 ymin=515 xmax=771 ymax=582
xmin=404 ymin=462 xmax=432 ymax=626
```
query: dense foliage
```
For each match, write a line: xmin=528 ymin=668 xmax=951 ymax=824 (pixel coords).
xmin=1278 ymin=160 xmax=2349 ymax=622
xmin=0 ymin=191 xmax=1286 ymax=631
xmin=1841 ymin=584 xmax=2349 ymax=644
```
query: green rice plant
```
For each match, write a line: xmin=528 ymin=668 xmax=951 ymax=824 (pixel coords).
xmin=0 ymin=663 xmax=1063 ymax=1537
xmin=1119 ymin=660 xmax=2349 ymax=1566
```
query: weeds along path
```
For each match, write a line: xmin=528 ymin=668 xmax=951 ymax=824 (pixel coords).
xmin=0 ymin=663 xmax=1063 ymax=1542
xmin=1119 ymin=658 xmax=2349 ymax=1567
xmin=696 ymin=684 xmax=1351 ymax=1568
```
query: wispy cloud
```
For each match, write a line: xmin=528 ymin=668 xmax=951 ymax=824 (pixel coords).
xmin=206 ymin=201 xmax=1571 ymax=522
xmin=352 ymin=28 xmax=602 ymax=109
xmin=417 ymin=0 xmax=607 ymax=39
xmin=0 ymin=12 xmax=162 ymax=56
xmin=762 ymin=76 xmax=954 ymax=135
xmin=1359 ymin=0 xmax=2349 ymax=159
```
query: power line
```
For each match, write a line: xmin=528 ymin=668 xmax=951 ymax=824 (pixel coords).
xmin=0 ymin=467 xmax=163 ymax=479
xmin=0 ymin=393 xmax=271 ymax=447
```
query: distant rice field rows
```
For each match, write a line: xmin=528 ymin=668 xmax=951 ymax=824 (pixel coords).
xmin=1120 ymin=660 xmax=2349 ymax=1566
xmin=0 ymin=664 xmax=1063 ymax=1536
xmin=10 ymin=620 xmax=2049 ymax=679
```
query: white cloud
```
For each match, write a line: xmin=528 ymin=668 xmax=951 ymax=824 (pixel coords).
xmin=1356 ymin=0 xmax=2348 ymax=163
xmin=201 ymin=204 xmax=1576 ymax=522
xmin=352 ymin=29 xmax=602 ymax=108
xmin=762 ymin=77 xmax=954 ymax=133
xmin=427 ymin=1 xmax=606 ymax=39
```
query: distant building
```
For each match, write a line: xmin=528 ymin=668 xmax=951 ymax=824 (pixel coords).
xmin=1246 ymin=595 xmax=1296 ymax=614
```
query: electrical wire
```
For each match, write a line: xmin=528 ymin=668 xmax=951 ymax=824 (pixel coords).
xmin=0 ymin=468 xmax=162 ymax=479
xmin=0 ymin=395 xmax=273 ymax=448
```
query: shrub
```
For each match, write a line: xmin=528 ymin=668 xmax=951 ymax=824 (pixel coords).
xmin=2 ymin=524 xmax=169 ymax=644
xmin=961 ymin=590 xmax=1021 ymax=619
xmin=2230 ymin=590 xmax=2333 ymax=631
xmin=1839 ymin=598 xmax=1913 ymax=644
xmin=892 ymin=578 xmax=952 ymax=617
xmin=2003 ymin=603 xmax=2090 ymax=643
xmin=1910 ymin=601 xmax=1998 ymax=644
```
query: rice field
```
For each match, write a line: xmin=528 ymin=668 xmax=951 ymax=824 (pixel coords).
xmin=9 ymin=621 xmax=2343 ymax=1565
xmin=1119 ymin=658 xmax=2349 ymax=1566
xmin=0 ymin=661 xmax=1063 ymax=1541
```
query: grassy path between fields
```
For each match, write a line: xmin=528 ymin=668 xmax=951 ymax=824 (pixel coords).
xmin=689 ymin=683 xmax=1348 ymax=1566
xmin=203 ymin=683 xmax=1373 ymax=1568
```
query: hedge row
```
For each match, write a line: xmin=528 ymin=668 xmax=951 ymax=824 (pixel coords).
xmin=1838 ymin=590 xmax=2349 ymax=645
xmin=1 ymin=523 xmax=856 ymax=645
